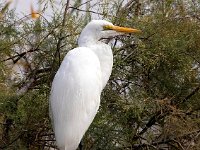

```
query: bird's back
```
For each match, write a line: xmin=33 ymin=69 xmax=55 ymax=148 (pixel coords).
xmin=50 ymin=47 xmax=102 ymax=150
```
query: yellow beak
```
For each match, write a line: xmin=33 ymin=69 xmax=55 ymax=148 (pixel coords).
xmin=104 ymin=25 xmax=141 ymax=33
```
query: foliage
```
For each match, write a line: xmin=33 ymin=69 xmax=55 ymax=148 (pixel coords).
xmin=0 ymin=0 xmax=200 ymax=149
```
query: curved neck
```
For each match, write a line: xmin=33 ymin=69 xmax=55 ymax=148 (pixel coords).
xmin=78 ymin=31 xmax=113 ymax=89
xmin=86 ymin=43 xmax=113 ymax=89
xmin=78 ymin=30 xmax=101 ymax=47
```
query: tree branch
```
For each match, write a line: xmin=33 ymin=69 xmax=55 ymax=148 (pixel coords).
xmin=182 ymin=85 xmax=200 ymax=103
xmin=68 ymin=7 xmax=104 ymax=16
xmin=50 ymin=0 xmax=70 ymax=81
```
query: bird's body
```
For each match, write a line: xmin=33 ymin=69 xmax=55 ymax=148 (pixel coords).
xmin=50 ymin=20 xmax=140 ymax=150
xmin=50 ymin=44 xmax=112 ymax=149
xmin=51 ymin=47 xmax=102 ymax=149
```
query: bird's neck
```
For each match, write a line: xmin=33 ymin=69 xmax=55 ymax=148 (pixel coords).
xmin=91 ymin=43 xmax=113 ymax=89
xmin=78 ymin=34 xmax=99 ymax=47
xmin=79 ymin=41 xmax=113 ymax=89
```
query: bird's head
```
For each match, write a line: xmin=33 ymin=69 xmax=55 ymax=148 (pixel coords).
xmin=78 ymin=20 xmax=141 ymax=46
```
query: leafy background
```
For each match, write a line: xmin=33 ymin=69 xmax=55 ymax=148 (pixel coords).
xmin=0 ymin=0 xmax=200 ymax=149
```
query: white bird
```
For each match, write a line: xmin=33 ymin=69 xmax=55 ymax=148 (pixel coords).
xmin=50 ymin=20 xmax=141 ymax=150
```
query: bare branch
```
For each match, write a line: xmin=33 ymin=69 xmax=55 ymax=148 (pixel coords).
xmin=68 ymin=6 xmax=104 ymax=16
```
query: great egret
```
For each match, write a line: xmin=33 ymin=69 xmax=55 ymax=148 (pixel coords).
xmin=50 ymin=20 xmax=141 ymax=150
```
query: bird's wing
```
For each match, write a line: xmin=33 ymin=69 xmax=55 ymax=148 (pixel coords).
xmin=50 ymin=47 xmax=102 ymax=149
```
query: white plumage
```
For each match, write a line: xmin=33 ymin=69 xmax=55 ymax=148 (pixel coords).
xmin=50 ymin=20 xmax=140 ymax=150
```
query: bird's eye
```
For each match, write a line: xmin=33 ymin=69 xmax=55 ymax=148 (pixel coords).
xmin=103 ymin=25 xmax=113 ymax=31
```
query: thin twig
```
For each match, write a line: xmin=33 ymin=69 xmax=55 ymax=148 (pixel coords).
xmin=182 ymin=85 xmax=200 ymax=103
xmin=50 ymin=0 xmax=70 ymax=81
xmin=68 ymin=6 xmax=105 ymax=16
xmin=0 ymin=132 xmax=25 ymax=149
